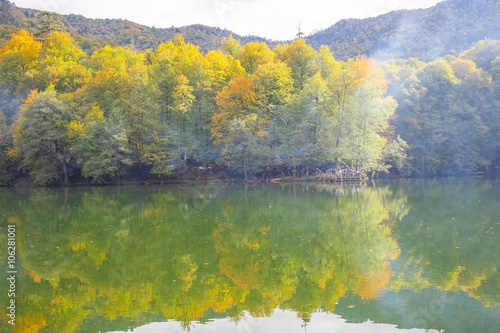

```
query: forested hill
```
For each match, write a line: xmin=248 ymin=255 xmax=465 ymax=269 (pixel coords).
xmin=307 ymin=0 xmax=500 ymax=61
xmin=61 ymin=16 xmax=274 ymax=53
xmin=1 ymin=0 xmax=499 ymax=59
xmin=0 ymin=0 xmax=272 ymax=53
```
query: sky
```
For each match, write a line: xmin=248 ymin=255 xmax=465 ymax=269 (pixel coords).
xmin=13 ymin=0 xmax=442 ymax=40
xmin=107 ymin=309 xmax=441 ymax=333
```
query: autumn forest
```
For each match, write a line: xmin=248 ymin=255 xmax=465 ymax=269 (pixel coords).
xmin=0 ymin=11 xmax=499 ymax=186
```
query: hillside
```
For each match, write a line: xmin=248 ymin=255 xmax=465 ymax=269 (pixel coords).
xmin=1 ymin=0 xmax=499 ymax=59
xmin=306 ymin=0 xmax=500 ymax=60
xmin=0 ymin=0 xmax=273 ymax=53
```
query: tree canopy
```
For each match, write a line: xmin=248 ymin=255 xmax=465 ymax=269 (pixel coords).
xmin=0 ymin=26 xmax=499 ymax=185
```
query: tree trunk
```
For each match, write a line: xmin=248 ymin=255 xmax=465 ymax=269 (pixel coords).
xmin=243 ymin=154 xmax=248 ymax=181
xmin=177 ymin=120 xmax=181 ymax=154
xmin=62 ymin=159 xmax=69 ymax=186
xmin=335 ymin=138 xmax=340 ymax=168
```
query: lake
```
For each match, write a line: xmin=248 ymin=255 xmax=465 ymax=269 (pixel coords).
xmin=0 ymin=178 xmax=498 ymax=332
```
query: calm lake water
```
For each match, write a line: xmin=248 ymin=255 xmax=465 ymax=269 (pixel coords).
xmin=0 ymin=178 xmax=498 ymax=332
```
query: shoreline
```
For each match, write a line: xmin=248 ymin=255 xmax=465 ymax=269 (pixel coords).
xmin=1 ymin=172 xmax=495 ymax=189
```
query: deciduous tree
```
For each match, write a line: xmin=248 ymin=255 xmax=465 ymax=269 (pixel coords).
xmin=13 ymin=89 xmax=71 ymax=185
xmin=279 ymin=39 xmax=316 ymax=90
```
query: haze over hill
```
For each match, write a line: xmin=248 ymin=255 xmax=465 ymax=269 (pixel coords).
xmin=308 ymin=0 xmax=500 ymax=60
xmin=1 ymin=0 xmax=499 ymax=60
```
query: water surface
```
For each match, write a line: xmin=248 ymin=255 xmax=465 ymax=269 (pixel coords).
xmin=0 ymin=179 xmax=498 ymax=332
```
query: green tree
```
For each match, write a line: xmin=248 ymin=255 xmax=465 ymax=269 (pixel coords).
xmin=319 ymin=56 xmax=396 ymax=171
xmin=148 ymin=37 xmax=208 ymax=168
xmin=34 ymin=11 xmax=66 ymax=41
xmin=379 ymin=135 xmax=410 ymax=176
xmin=279 ymin=39 xmax=316 ymax=90
xmin=221 ymin=35 xmax=241 ymax=56
xmin=251 ymin=61 xmax=294 ymax=115
xmin=13 ymin=89 xmax=71 ymax=185
xmin=171 ymin=75 xmax=195 ymax=163
xmin=68 ymin=106 xmax=132 ymax=184
xmin=392 ymin=57 xmax=494 ymax=175
xmin=222 ymin=116 xmax=269 ymax=181
xmin=278 ymin=73 xmax=328 ymax=174
xmin=0 ymin=109 xmax=15 ymax=184
xmin=71 ymin=45 xmax=153 ymax=169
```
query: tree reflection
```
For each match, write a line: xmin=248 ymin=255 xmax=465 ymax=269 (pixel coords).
xmin=0 ymin=180 xmax=497 ymax=333
xmin=389 ymin=179 xmax=499 ymax=308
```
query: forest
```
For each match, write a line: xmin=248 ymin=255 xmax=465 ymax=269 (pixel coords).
xmin=0 ymin=11 xmax=499 ymax=185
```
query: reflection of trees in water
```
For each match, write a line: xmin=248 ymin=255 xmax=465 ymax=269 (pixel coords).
xmin=0 ymin=180 xmax=496 ymax=332
xmin=334 ymin=288 xmax=500 ymax=333
xmin=280 ymin=182 xmax=368 ymax=196
xmin=389 ymin=179 xmax=499 ymax=309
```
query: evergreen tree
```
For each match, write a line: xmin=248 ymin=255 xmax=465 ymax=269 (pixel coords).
xmin=34 ymin=11 xmax=66 ymax=41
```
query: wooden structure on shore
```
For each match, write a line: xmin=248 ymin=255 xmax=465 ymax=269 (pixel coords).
xmin=313 ymin=170 xmax=366 ymax=182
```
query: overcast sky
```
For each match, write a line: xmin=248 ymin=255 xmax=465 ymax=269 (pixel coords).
xmin=13 ymin=0 xmax=442 ymax=40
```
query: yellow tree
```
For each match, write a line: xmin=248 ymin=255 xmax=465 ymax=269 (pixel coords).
xmin=152 ymin=36 xmax=206 ymax=100
xmin=172 ymin=75 xmax=195 ymax=162
xmin=235 ymin=42 xmax=274 ymax=74
xmin=36 ymin=31 xmax=90 ymax=93
xmin=0 ymin=30 xmax=42 ymax=94
xmin=212 ymin=75 xmax=258 ymax=145
xmin=67 ymin=45 xmax=163 ymax=178
xmin=250 ymin=60 xmax=294 ymax=116
xmin=149 ymin=37 xmax=209 ymax=166
xmin=212 ymin=76 xmax=268 ymax=179
xmin=74 ymin=45 xmax=147 ymax=114
xmin=279 ymin=39 xmax=317 ymax=90
xmin=205 ymin=50 xmax=245 ymax=94
xmin=316 ymin=45 xmax=341 ymax=82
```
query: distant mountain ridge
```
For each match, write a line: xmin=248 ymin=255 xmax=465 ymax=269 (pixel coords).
xmin=0 ymin=0 xmax=273 ymax=53
xmin=306 ymin=0 xmax=500 ymax=60
xmin=1 ymin=0 xmax=499 ymax=60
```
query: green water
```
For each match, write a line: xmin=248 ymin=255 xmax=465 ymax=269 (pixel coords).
xmin=0 ymin=179 xmax=498 ymax=332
